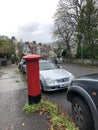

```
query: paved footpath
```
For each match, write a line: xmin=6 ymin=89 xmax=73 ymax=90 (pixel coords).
xmin=0 ymin=64 xmax=49 ymax=130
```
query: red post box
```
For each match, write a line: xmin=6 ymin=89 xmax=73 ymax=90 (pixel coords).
xmin=23 ymin=54 xmax=41 ymax=105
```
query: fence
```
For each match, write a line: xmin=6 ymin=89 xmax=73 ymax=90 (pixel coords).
xmin=64 ymin=58 xmax=98 ymax=65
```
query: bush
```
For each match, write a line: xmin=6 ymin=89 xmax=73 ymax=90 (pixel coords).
xmin=76 ymin=44 xmax=98 ymax=59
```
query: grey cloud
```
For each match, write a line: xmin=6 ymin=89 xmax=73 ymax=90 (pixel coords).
xmin=20 ymin=22 xmax=39 ymax=32
xmin=16 ymin=22 xmax=53 ymax=43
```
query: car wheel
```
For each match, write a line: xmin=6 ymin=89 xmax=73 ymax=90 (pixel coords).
xmin=72 ymin=97 xmax=94 ymax=130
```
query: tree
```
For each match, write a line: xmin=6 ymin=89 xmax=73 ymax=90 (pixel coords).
xmin=0 ymin=36 xmax=15 ymax=59
xmin=76 ymin=0 xmax=98 ymax=62
xmin=53 ymin=0 xmax=86 ymax=58
xmin=54 ymin=43 xmax=64 ymax=58
xmin=11 ymin=36 xmax=18 ymax=62
xmin=53 ymin=0 xmax=76 ymax=58
xmin=53 ymin=0 xmax=98 ymax=63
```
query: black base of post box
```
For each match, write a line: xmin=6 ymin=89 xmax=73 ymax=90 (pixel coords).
xmin=28 ymin=94 xmax=41 ymax=105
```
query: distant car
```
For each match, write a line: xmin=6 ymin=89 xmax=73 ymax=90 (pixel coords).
xmin=39 ymin=60 xmax=74 ymax=91
xmin=18 ymin=59 xmax=26 ymax=74
xmin=49 ymin=58 xmax=58 ymax=64
xmin=67 ymin=73 xmax=98 ymax=130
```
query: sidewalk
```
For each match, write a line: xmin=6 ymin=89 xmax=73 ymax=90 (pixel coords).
xmin=0 ymin=64 xmax=49 ymax=130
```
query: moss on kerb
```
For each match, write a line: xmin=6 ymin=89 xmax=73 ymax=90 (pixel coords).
xmin=23 ymin=97 xmax=79 ymax=130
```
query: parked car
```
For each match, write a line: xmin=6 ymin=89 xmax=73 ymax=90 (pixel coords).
xmin=67 ymin=73 xmax=98 ymax=130
xmin=39 ymin=60 xmax=74 ymax=91
xmin=18 ymin=59 xmax=26 ymax=74
xmin=19 ymin=59 xmax=74 ymax=91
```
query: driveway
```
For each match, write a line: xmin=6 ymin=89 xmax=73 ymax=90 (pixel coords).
xmin=0 ymin=64 xmax=48 ymax=130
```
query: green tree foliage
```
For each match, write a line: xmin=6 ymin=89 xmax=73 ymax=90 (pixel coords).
xmin=0 ymin=36 xmax=15 ymax=58
xmin=76 ymin=0 xmax=98 ymax=60
xmin=76 ymin=44 xmax=98 ymax=59
xmin=77 ymin=0 xmax=98 ymax=44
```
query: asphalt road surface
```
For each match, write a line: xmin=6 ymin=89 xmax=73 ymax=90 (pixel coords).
xmin=44 ymin=63 xmax=98 ymax=116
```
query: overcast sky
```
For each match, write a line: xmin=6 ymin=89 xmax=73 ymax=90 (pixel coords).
xmin=0 ymin=0 xmax=59 ymax=43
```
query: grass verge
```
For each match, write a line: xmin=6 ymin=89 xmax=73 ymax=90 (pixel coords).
xmin=23 ymin=97 xmax=79 ymax=130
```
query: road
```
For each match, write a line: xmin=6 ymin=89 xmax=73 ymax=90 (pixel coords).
xmin=1 ymin=63 xmax=98 ymax=130
xmin=43 ymin=63 xmax=98 ymax=116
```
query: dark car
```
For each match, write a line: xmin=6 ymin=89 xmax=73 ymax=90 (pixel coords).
xmin=67 ymin=73 xmax=98 ymax=130
xmin=18 ymin=59 xmax=26 ymax=74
